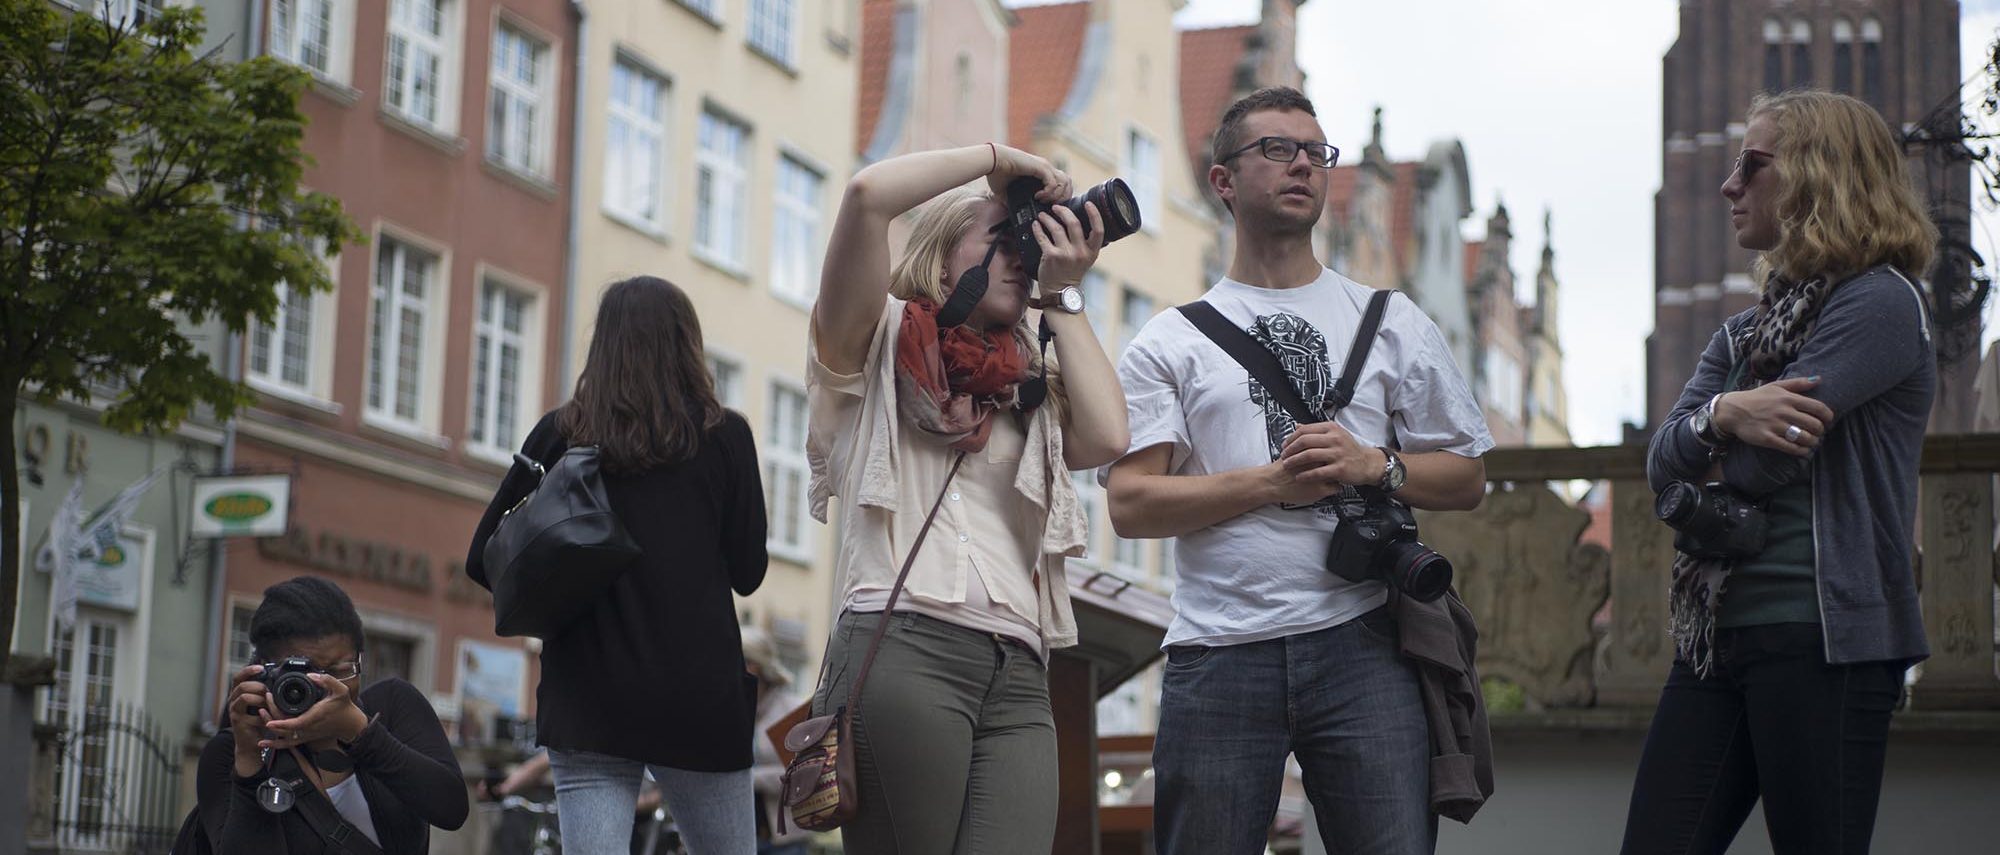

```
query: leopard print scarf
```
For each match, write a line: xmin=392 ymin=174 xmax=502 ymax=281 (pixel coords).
xmin=1668 ymin=272 xmax=1830 ymax=676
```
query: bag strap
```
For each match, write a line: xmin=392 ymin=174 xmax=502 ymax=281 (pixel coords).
xmin=284 ymin=769 xmax=387 ymax=855
xmin=1175 ymin=288 xmax=1395 ymax=424
xmin=843 ymin=452 xmax=967 ymax=716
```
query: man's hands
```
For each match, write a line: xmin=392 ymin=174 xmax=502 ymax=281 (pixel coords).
xmin=1264 ymin=421 xmax=1384 ymax=505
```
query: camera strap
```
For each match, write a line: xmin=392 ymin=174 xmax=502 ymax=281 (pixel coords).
xmin=1175 ymin=288 xmax=1394 ymax=427
xmin=275 ymin=749 xmax=389 ymax=855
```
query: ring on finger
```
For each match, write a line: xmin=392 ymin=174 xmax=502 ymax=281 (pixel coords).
xmin=1784 ymin=424 xmax=1804 ymax=443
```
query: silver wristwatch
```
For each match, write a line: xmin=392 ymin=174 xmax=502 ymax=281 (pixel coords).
xmin=1377 ymin=447 xmax=1407 ymax=493
xmin=1029 ymin=286 xmax=1085 ymax=314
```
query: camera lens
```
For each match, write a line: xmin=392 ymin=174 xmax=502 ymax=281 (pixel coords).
xmin=1388 ymin=542 xmax=1453 ymax=602
xmin=1655 ymin=481 xmax=1700 ymax=526
xmin=1068 ymin=179 xmax=1141 ymax=244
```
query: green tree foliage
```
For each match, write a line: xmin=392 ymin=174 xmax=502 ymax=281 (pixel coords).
xmin=0 ymin=1 xmax=357 ymax=668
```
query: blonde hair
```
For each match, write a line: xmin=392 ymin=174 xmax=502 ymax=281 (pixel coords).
xmin=889 ymin=187 xmax=1067 ymax=415
xmin=1749 ymin=89 xmax=1937 ymax=284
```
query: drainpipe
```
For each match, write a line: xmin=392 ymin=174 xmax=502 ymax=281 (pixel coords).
xmin=561 ymin=0 xmax=589 ymax=398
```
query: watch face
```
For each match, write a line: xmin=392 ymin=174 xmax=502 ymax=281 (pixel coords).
xmin=1059 ymin=287 xmax=1084 ymax=313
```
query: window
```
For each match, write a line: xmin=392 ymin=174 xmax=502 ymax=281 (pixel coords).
xmin=1113 ymin=536 xmax=1144 ymax=576
xmin=367 ymin=237 xmax=440 ymax=428
xmin=250 ymin=285 xmax=317 ymax=392
xmin=1126 ymin=128 xmax=1162 ymax=234
xmin=44 ymin=616 xmax=124 ymax=838
xmin=1081 ymin=272 xmax=1110 ymax=341
xmin=386 ymin=0 xmax=453 ymax=129
xmin=772 ymin=155 xmax=825 ymax=306
xmin=605 ymin=57 xmax=669 ymax=229
xmin=747 ymin=0 xmax=796 ymax=66
xmin=1862 ymin=17 xmax=1884 ymax=110
xmin=678 ymin=0 xmax=721 ymax=23
xmin=363 ymin=631 xmax=417 ymax=688
xmin=1071 ymin=472 xmax=1102 ymax=567
xmin=1789 ymin=19 xmax=1812 ymax=88
xmin=695 ymin=109 xmax=751 ymax=268
xmin=1119 ymin=287 xmax=1154 ymax=353
xmin=706 ymin=353 xmax=743 ymax=408
xmin=470 ymin=280 xmax=533 ymax=456
xmin=1762 ymin=19 xmax=1784 ymax=93
xmin=96 ymin=0 xmax=163 ymax=25
xmin=272 ymin=0 xmax=346 ymax=81
xmin=1832 ymin=18 xmax=1854 ymax=94
xmin=488 ymin=25 xmax=551 ymax=176
xmin=1482 ymin=346 xmax=1523 ymax=421
xmin=765 ymin=383 xmax=810 ymax=560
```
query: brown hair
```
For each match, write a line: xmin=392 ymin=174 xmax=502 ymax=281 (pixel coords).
xmin=1212 ymin=86 xmax=1318 ymax=166
xmin=561 ymin=276 xmax=725 ymax=472
xmin=1748 ymin=90 xmax=1937 ymax=283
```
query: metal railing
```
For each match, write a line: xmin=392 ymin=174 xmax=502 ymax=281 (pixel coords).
xmin=35 ymin=702 xmax=182 ymax=854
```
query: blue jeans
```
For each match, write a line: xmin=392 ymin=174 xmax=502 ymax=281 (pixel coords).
xmin=547 ymin=748 xmax=756 ymax=855
xmin=1153 ymin=607 xmax=1435 ymax=855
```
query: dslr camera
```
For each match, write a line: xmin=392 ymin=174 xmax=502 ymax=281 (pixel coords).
xmin=1000 ymin=175 xmax=1142 ymax=278
xmin=1326 ymin=487 xmax=1454 ymax=602
xmin=258 ymin=656 xmax=327 ymax=718
xmin=1655 ymin=480 xmax=1768 ymax=559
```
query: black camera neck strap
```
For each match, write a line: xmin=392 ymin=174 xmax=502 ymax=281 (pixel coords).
xmin=1175 ymin=288 xmax=1394 ymax=427
xmin=276 ymin=748 xmax=388 ymax=855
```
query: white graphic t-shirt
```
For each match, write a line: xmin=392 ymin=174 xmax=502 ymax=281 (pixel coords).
xmin=1103 ymin=268 xmax=1494 ymax=648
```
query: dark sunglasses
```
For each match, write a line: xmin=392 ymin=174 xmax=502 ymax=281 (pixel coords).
xmin=1732 ymin=149 xmax=1775 ymax=183
xmin=1219 ymin=136 xmax=1340 ymax=169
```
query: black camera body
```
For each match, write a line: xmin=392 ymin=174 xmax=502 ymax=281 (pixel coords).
xmin=1001 ymin=175 xmax=1142 ymax=278
xmin=258 ymin=656 xmax=326 ymax=718
xmin=1655 ymin=480 xmax=1768 ymax=559
xmin=1326 ymin=487 xmax=1453 ymax=602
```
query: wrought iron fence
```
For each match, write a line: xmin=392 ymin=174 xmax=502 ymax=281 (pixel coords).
xmin=40 ymin=702 xmax=182 ymax=854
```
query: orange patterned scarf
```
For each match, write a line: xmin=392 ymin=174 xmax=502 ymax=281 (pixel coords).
xmin=894 ymin=299 xmax=1029 ymax=453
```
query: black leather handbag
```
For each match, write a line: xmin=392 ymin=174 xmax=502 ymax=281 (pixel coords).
xmin=482 ymin=447 xmax=642 ymax=638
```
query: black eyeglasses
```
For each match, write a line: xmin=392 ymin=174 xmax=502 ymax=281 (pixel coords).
xmin=1219 ymin=136 xmax=1340 ymax=169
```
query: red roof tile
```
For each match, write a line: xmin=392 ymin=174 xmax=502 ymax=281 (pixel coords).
xmin=1178 ymin=24 xmax=1255 ymax=185
xmin=856 ymin=0 xmax=897 ymax=156
xmin=1389 ymin=161 xmax=1421 ymax=269
xmin=1007 ymin=2 xmax=1092 ymax=150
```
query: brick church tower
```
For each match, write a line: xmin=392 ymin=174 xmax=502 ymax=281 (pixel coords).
xmin=1647 ymin=0 xmax=1971 ymax=433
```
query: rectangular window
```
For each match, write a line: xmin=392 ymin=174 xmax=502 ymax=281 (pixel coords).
xmin=1862 ymin=42 xmax=1883 ymax=109
xmin=747 ymin=0 xmax=796 ymax=67
xmin=1834 ymin=43 xmax=1854 ymax=94
xmin=1071 ymin=472 xmax=1102 ymax=567
xmin=695 ymin=109 xmax=750 ymax=267
xmin=362 ymin=630 xmax=417 ymax=688
xmin=1763 ymin=44 xmax=1783 ymax=93
xmin=386 ymin=0 xmax=450 ymax=128
xmin=1119 ymin=287 xmax=1154 ymax=354
xmin=488 ymin=24 xmax=550 ymax=176
xmin=272 ymin=0 xmax=338 ymax=78
xmin=1081 ymin=271 xmax=1110 ymax=341
xmin=368 ymin=238 xmax=438 ymax=426
xmin=765 ymin=384 xmax=810 ymax=559
xmin=1790 ymin=42 xmax=1811 ymax=88
xmin=470 ymin=281 xmax=532 ymax=455
xmin=678 ymin=0 xmax=721 ymax=22
xmin=250 ymin=285 xmax=315 ymax=392
xmin=772 ymin=155 xmax=825 ymax=306
xmin=1126 ymin=129 xmax=1162 ymax=233
xmin=1113 ymin=536 xmax=1145 ymax=576
xmin=706 ymin=353 xmax=743 ymax=408
xmin=604 ymin=58 xmax=668 ymax=228
xmin=97 ymin=0 xmax=163 ymax=25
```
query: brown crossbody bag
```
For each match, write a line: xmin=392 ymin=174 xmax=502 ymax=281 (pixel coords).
xmin=777 ymin=452 xmax=966 ymax=832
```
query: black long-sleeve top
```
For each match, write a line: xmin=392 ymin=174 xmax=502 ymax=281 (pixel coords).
xmin=197 ymin=678 xmax=468 ymax=854
xmin=465 ymin=408 xmax=769 ymax=771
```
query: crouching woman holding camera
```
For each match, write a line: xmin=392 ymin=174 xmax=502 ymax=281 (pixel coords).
xmin=803 ymin=143 xmax=1130 ymax=853
xmin=198 ymin=576 xmax=468 ymax=854
xmin=1623 ymin=90 xmax=1937 ymax=855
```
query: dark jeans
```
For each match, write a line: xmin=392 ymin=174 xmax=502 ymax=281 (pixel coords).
xmin=1620 ymin=622 xmax=1905 ymax=855
xmin=1153 ymin=607 xmax=1435 ymax=855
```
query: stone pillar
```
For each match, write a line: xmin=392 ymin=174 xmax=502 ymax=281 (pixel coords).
xmin=1917 ymin=473 xmax=2000 ymax=709
xmin=1597 ymin=479 xmax=1678 ymax=707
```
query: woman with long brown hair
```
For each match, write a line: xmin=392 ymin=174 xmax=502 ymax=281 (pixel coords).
xmin=468 ymin=276 xmax=769 ymax=855
xmin=1624 ymin=89 xmax=1937 ymax=854
xmin=805 ymin=143 xmax=1129 ymax=852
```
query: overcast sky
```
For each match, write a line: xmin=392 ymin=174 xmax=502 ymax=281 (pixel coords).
xmin=1008 ymin=0 xmax=2000 ymax=445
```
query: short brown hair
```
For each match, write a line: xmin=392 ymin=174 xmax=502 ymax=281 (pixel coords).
xmin=1212 ymin=87 xmax=1318 ymax=165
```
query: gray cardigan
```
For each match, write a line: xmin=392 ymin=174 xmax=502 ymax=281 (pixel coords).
xmin=1648 ymin=265 xmax=1933 ymax=665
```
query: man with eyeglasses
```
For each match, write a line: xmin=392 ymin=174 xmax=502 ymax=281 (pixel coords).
xmin=1104 ymin=87 xmax=1493 ymax=855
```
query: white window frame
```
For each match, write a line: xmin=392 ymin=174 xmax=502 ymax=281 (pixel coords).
xmin=247 ymin=263 xmax=339 ymax=408
xmin=466 ymin=269 xmax=544 ymax=463
xmin=746 ymin=0 xmax=797 ymax=68
xmin=771 ymin=152 xmax=825 ymax=309
xmin=365 ymin=228 xmax=450 ymax=438
xmin=1125 ymin=126 xmax=1162 ymax=235
xmin=705 ymin=350 xmax=745 ymax=409
xmin=270 ymin=0 xmax=354 ymax=84
xmin=603 ymin=53 xmax=671 ymax=234
xmin=1119 ymin=286 xmax=1154 ymax=354
xmin=487 ymin=21 xmax=554 ymax=178
xmin=694 ymin=107 xmax=752 ymax=272
xmin=765 ymin=379 xmax=812 ymax=564
xmin=676 ymin=0 xmax=723 ymax=25
xmin=384 ymin=0 xmax=462 ymax=133
xmin=93 ymin=0 xmax=166 ymax=26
